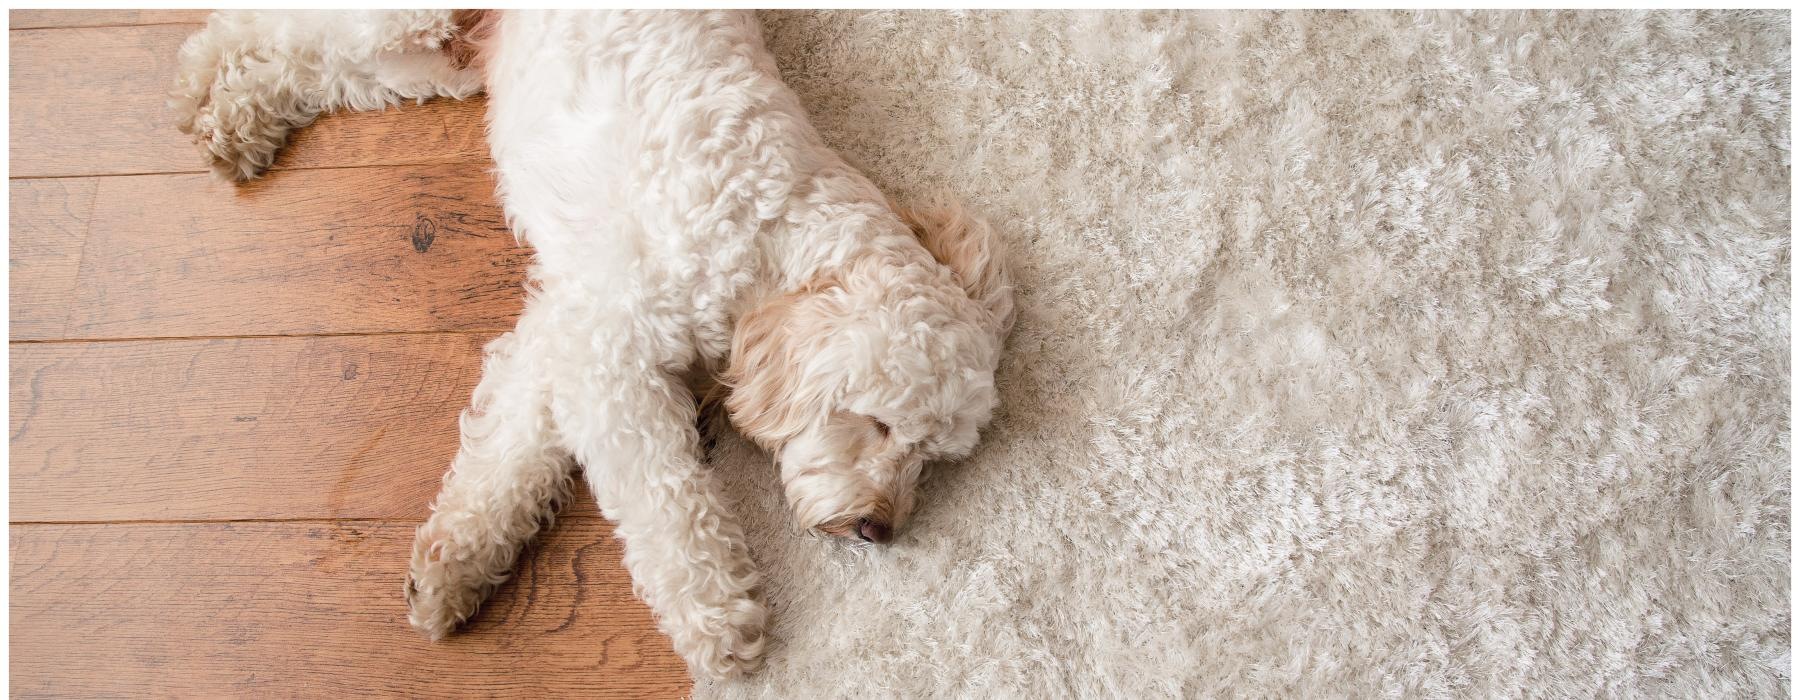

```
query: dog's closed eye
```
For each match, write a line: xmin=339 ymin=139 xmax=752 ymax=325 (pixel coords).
xmin=871 ymin=417 xmax=891 ymax=438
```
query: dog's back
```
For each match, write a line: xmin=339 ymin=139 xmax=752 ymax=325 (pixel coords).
xmin=479 ymin=11 xmax=850 ymax=286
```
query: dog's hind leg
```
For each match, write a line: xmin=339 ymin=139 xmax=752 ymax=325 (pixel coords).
xmin=405 ymin=308 xmax=572 ymax=639
xmin=170 ymin=10 xmax=483 ymax=181
xmin=549 ymin=330 xmax=768 ymax=679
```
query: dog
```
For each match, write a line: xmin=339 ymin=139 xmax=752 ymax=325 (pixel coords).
xmin=171 ymin=10 xmax=1014 ymax=678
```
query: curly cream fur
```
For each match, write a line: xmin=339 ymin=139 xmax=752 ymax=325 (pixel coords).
xmin=172 ymin=10 xmax=1012 ymax=680
xmin=170 ymin=10 xmax=482 ymax=180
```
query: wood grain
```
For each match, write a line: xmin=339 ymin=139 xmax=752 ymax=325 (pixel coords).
xmin=8 ymin=24 xmax=200 ymax=177
xmin=8 ymin=23 xmax=490 ymax=178
xmin=8 ymin=334 xmax=618 ymax=522
xmin=278 ymin=97 xmax=492 ymax=173
xmin=9 ymin=9 xmax=211 ymax=29
xmin=11 ymin=520 xmax=690 ymax=698
xmin=11 ymin=14 xmax=692 ymax=695
xmin=49 ymin=165 xmax=529 ymax=340
xmin=10 ymin=178 xmax=96 ymax=338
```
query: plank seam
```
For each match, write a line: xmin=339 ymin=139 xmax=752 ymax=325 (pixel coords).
xmin=8 ymin=158 xmax=495 ymax=182
xmin=10 ymin=329 xmax=512 ymax=345
xmin=10 ymin=518 xmax=432 ymax=525
xmin=9 ymin=22 xmax=206 ymax=31
xmin=61 ymin=178 xmax=103 ymax=338
xmin=11 ymin=516 xmax=604 ymax=525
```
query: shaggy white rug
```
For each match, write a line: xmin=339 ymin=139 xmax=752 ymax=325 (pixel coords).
xmin=702 ymin=10 xmax=1791 ymax=696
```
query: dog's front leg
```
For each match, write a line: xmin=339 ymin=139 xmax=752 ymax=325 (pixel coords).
xmin=553 ymin=365 xmax=767 ymax=679
xmin=406 ymin=319 xmax=572 ymax=638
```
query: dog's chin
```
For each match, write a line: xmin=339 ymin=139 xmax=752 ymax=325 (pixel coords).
xmin=811 ymin=515 xmax=860 ymax=540
xmin=798 ymin=508 xmax=863 ymax=535
xmin=799 ymin=506 xmax=899 ymax=544
xmin=815 ymin=519 xmax=889 ymax=545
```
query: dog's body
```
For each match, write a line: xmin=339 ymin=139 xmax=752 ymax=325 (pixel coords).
xmin=173 ymin=10 xmax=1012 ymax=678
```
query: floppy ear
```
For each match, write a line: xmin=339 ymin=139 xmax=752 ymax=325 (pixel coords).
xmin=895 ymin=199 xmax=1016 ymax=339
xmin=722 ymin=280 xmax=838 ymax=450
xmin=447 ymin=9 xmax=500 ymax=72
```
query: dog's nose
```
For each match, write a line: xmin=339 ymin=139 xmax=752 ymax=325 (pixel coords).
xmin=856 ymin=518 xmax=892 ymax=544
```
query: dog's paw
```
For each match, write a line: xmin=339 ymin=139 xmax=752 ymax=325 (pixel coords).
xmin=404 ymin=572 xmax=472 ymax=640
xmin=670 ymin=593 xmax=769 ymax=679
xmin=170 ymin=44 xmax=307 ymax=182
xmin=403 ymin=520 xmax=500 ymax=639
xmin=186 ymin=107 xmax=292 ymax=182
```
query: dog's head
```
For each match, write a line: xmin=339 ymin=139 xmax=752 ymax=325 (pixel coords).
xmin=724 ymin=203 xmax=1013 ymax=544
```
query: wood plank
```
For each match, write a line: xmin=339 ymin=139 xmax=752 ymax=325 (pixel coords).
xmin=9 ymin=178 xmax=95 ymax=338
xmin=11 ymin=520 xmax=691 ymax=697
xmin=9 ymin=24 xmax=490 ymax=178
xmin=8 ymin=24 xmax=200 ymax=177
xmin=278 ymin=97 xmax=491 ymax=173
xmin=8 ymin=334 xmax=615 ymax=522
xmin=9 ymin=9 xmax=211 ymax=29
xmin=54 ymin=165 xmax=528 ymax=340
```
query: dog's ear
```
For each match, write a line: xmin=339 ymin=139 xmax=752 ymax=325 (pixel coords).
xmin=896 ymin=200 xmax=1016 ymax=339
xmin=447 ymin=9 xmax=499 ymax=72
xmin=722 ymin=280 xmax=838 ymax=450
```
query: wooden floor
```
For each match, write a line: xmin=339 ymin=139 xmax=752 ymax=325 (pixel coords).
xmin=9 ymin=11 xmax=691 ymax=697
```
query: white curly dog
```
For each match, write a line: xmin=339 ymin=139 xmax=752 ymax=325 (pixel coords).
xmin=171 ymin=10 xmax=1013 ymax=678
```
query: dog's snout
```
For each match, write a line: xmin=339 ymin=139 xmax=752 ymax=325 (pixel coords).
xmin=856 ymin=518 xmax=892 ymax=544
